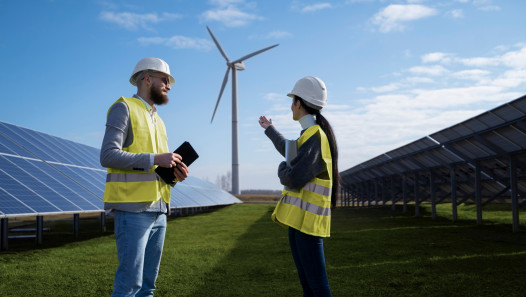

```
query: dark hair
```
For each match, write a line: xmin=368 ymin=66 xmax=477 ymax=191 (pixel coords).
xmin=294 ymin=96 xmax=339 ymax=208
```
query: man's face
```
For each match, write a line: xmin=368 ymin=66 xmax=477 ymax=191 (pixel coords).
xmin=149 ymin=73 xmax=171 ymax=105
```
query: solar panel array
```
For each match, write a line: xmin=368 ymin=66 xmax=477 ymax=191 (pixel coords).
xmin=0 ymin=121 xmax=240 ymax=218
xmin=340 ymin=95 xmax=526 ymax=230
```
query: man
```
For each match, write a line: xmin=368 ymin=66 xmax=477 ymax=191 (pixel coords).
xmin=100 ymin=57 xmax=189 ymax=297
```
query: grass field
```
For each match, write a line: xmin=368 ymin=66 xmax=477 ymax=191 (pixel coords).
xmin=1 ymin=203 xmax=525 ymax=296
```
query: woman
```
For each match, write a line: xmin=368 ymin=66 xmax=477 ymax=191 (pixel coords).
xmin=259 ymin=76 xmax=339 ymax=297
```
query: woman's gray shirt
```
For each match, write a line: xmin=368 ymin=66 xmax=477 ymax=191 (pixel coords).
xmin=264 ymin=125 xmax=328 ymax=190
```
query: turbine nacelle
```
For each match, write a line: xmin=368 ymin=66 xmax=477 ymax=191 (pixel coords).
xmin=229 ymin=62 xmax=245 ymax=71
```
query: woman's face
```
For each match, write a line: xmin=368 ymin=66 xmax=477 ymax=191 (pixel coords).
xmin=291 ymin=98 xmax=301 ymax=121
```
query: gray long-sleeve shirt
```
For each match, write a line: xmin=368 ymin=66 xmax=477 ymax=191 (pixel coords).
xmin=100 ymin=95 xmax=167 ymax=213
xmin=264 ymin=115 xmax=329 ymax=190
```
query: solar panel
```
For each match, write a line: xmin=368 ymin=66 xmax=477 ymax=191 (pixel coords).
xmin=0 ymin=120 xmax=241 ymax=218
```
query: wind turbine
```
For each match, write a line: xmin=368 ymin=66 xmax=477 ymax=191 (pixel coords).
xmin=207 ymin=26 xmax=278 ymax=195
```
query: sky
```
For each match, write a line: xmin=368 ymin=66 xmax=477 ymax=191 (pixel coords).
xmin=1 ymin=0 xmax=526 ymax=191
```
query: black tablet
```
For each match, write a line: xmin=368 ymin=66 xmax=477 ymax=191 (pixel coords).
xmin=155 ymin=141 xmax=199 ymax=185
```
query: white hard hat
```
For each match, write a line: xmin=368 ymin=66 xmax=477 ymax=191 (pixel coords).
xmin=287 ymin=76 xmax=327 ymax=109
xmin=129 ymin=57 xmax=175 ymax=86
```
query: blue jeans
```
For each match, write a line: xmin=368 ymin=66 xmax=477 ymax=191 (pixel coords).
xmin=111 ymin=211 xmax=167 ymax=297
xmin=288 ymin=227 xmax=331 ymax=297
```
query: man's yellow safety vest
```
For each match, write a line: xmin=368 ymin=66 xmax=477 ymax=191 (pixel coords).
xmin=271 ymin=125 xmax=333 ymax=237
xmin=103 ymin=97 xmax=171 ymax=203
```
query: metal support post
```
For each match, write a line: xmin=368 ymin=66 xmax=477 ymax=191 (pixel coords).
xmin=73 ymin=214 xmax=79 ymax=239
xmin=36 ymin=216 xmax=43 ymax=246
xmin=414 ymin=172 xmax=420 ymax=217
xmin=475 ymin=161 xmax=482 ymax=225
xmin=509 ymin=155 xmax=519 ymax=232
xmin=450 ymin=166 xmax=457 ymax=222
xmin=402 ymin=175 xmax=407 ymax=214
xmin=391 ymin=176 xmax=396 ymax=211
xmin=100 ymin=212 xmax=106 ymax=233
xmin=430 ymin=170 xmax=436 ymax=220
xmin=376 ymin=179 xmax=378 ymax=206
xmin=382 ymin=178 xmax=387 ymax=206
xmin=1 ymin=218 xmax=7 ymax=251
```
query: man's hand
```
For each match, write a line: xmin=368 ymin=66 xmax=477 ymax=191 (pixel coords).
xmin=154 ymin=153 xmax=182 ymax=168
xmin=173 ymin=161 xmax=189 ymax=182
xmin=154 ymin=153 xmax=189 ymax=182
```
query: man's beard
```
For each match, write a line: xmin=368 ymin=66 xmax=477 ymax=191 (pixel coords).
xmin=150 ymin=86 xmax=169 ymax=105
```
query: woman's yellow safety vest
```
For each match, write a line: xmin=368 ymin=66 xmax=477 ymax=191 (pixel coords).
xmin=103 ymin=97 xmax=171 ymax=203
xmin=271 ymin=125 xmax=333 ymax=237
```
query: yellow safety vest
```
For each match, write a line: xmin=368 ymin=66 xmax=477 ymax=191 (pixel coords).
xmin=271 ymin=125 xmax=333 ymax=237
xmin=103 ymin=97 xmax=171 ymax=203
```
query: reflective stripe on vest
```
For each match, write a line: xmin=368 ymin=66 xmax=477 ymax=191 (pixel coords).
xmin=282 ymin=195 xmax=331 ymax=216
xmin=304 ymin=181 xmax=331 ymax=197
xmin=271 ymin=125 xmax=333 ymax=237
xmin=106 ymin=172 xmax=159 ymax=183
xmin=103 ymin=97 xmax=171 ymax=203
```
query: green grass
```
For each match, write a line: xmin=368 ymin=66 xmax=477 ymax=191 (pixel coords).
xmin=1 ymin=203 xmax=525 ymax=296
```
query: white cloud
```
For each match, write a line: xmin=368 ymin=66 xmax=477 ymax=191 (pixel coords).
xmin=371 ymin=4 xmax=438 ymax=33
xmin=301 ymin=3 xmax=333 ymax=13
xmin=99 ymin=11 xmax=180 ymax=30
xmin=473 ymin=0 xmax=500 ymax=11
xmin=409 ymin=65 xmax=449 ymax=76
xmin=202 ymin=1 xmax=263 ymax=27
xmin=251 ymin=30 xmax=293 ymax=40
xmin=422 ymin=52 xmax=453 ymax=64
xmin=458 ymin=56 xmax=500 ymax=67
xmin=446 ymin=9 xmax=464 ymax=18
xmin=405 ymin=77 xmax=435 ymax=84
xmin=371 ymin=83 xmax=402 ymax=93
xmin=452 ymin=69 xmax=491 ymax=81
xmin=137 ymin=36 xmax=213 ymax=50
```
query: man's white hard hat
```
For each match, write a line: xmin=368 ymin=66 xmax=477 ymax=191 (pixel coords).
xmin=129 ymin=57 xmax=175 ymax=86
xmin=287 ymin=76 xmax=327 ymax=110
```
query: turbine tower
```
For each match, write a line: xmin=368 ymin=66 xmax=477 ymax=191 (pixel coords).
xmin=207 ymin=26 xmax=278 ymax=195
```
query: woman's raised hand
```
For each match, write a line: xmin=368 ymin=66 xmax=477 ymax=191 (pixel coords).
xmin=258 ymin=116 xmax=273 ymax=129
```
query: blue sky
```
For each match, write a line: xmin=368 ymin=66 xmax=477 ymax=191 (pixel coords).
xmin=1 ymin=0 xmax=525 ymax=190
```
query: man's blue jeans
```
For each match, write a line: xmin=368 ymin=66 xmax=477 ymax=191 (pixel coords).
xmin=111 ymin=211 xmax=167 ymax=297
xmin=288 ymin=227 xmax=331 ymax=297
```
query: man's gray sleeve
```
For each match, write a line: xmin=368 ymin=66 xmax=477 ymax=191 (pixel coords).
xmin=100 ymin=102 xmax=154 ymax=172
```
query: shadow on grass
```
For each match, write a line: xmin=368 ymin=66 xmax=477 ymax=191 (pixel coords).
xmin=326 ymin=206 xmax=526 ymax=297
xmin=182 ymin=205 xmax=301 ymax=297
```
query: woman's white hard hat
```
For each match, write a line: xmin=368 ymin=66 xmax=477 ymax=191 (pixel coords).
xmin=287 ymin=76 xmax=327 ymax=110
xmin=129 ymin=57 xmax=175 ymax=86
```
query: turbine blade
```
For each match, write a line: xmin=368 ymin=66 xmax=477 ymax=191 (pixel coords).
xmin=207 ymin=26 xmax=230 ymax=62
xmin=232 ymin=44 xmax=279 ymax=64
xmin=211 ymin=67 xmax=231 ymax=123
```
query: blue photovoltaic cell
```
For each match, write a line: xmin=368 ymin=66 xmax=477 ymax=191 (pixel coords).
xmin=0 ymin=161 xmax=60 ymax=213
xmin=0 ymin=156 xmax=79 ymax=212
xmin=77 ymin=168 xmax=107 ymax=188
xmin=171 ymin=187 xmax=202 ymax=207
xmin=52 ymin=165 xmax=105 ymax=198
xmin=20 ymin=128 xmax=76 ymax=165
xmin=0 ymin=187 xmax=35 ymax=215
xmin=0 ymin=130 xmax=34 ymax=158
xmin=0 ymin=123 xmax=60 ymax=163
xmin=24 ymin=159 xmax=101 ymax=210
